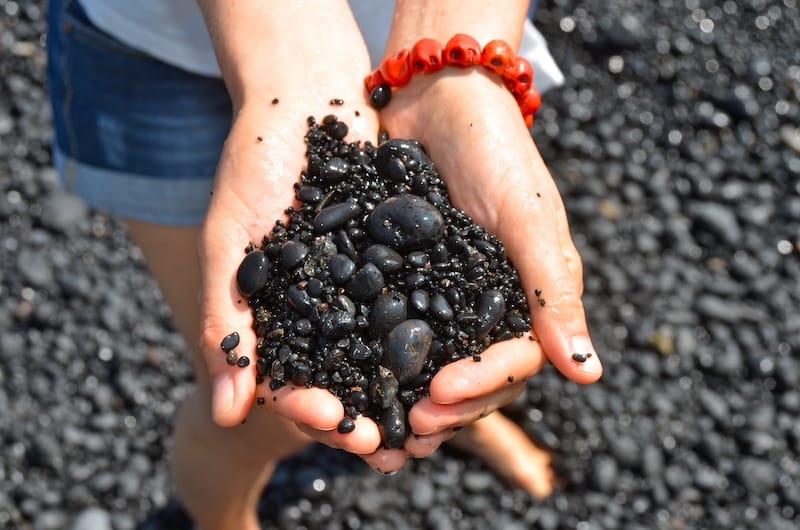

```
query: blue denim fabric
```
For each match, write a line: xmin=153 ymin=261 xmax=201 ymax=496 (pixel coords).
xmin=47 ymin=0 xmax=232 ymax=225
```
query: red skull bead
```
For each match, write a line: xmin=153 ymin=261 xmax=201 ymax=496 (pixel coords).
xmin=364 ymin=69 xmax=386 ymax=93
xmin=444 ymin=34 xmax=482 ymax=67
xmin=380 ymin=48 xmax=413 ymax=87
xmin=503 ymin=56 xmax=535 ymax=97
xmin=517 ymin=85 xmax=542 ymax=117
xmin=410 ymin=38 xmax=445 ymax=74
xmin=481 ymin=39 xmax=515 ymax=75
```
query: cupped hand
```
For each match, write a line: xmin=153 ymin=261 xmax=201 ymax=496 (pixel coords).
xmin=197 ymin=96 xmax=395 ymax=459
xmin=379 ymin=69 xmax=603 ymax=436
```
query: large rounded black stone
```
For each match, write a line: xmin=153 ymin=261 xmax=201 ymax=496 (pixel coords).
xmin=381 ymin=319 xmax=433 ymax=384
xmin=367 ymin=195 xmax=445 ymax=251
xmin=236 ymin=250 xmax=270 ymax=296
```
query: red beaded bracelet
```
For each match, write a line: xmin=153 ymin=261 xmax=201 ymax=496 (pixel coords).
xmin=365 ymin=34 xmax=542 ymax=127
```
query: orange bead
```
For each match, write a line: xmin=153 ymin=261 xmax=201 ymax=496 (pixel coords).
xmin=364 ymin=69 xmax=386 ymax=93
xmin=444 ymin=34 xmax=482 ymax=67
xmin=409 ymin=38 xmax=445 ymax=73
xmin=517 ymin=85 xmax=542 ymax=116
xmin=481 ymin=39 xmax=515 ymax=75
xmin=380 ymin=49 xmax=413 ymax=87
xmin=503 ymin=56 xmax=534 ymax=97
xmin=524 ymin=114 xmax=534 ymax=128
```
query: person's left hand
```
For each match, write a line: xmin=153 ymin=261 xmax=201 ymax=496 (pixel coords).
xmin=372 ymin=68 xmax=602 ymax=449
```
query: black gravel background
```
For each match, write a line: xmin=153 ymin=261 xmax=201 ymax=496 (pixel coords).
xmin=2 ymin=0 xmax=799 ymax=529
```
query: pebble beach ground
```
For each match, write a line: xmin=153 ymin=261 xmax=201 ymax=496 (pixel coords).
xmin=1 ymin=1 xmax=799 ymax=529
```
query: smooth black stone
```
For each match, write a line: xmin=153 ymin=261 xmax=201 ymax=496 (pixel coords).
xmin=505 ymin=311 xmax=529 ymax=332
xmin=287 ymin=285 xmax=315 ymax=316
xmin=367 ymin=195 xmax=445 ymax=251
xmin=332 ymin=294 xmax=356 ymax=316
xmin=405 ymin=272 xmax=427 ymax=289
xmin=296 ymin=185 xmax=322 ymax=204
xmin=345 ymin=263 xmax=384 ymax=302
xmin=290 ymin=362 xmax=311 ymax=385
xmin=280 ymin=241 xmax=309 ymax=269
xmin=429 ymin=294 xmax=454 ymax=322
xmin=369 ymin=83 xmax=392 ymax=109
xmin=410 ymin=289 xmax=429 ymax=314
xmin=375 ymin=139 xmax=431 ymax=176
xmin=474 ymin=290 xmax=506 ymax=339
xmin=381 ymin=319 xmax=433 ymax=384
xmin=380 ymin=401 xmax=406 ymax=449
xmin=306 ymin=278 xmax=324 ymax=298
xmin=348 ymin=390 xmax=369 ymax=412
xmin=383 ymin=157 xmax=407 ymax=182
xmin=329 ymin=254 xmax=357 ymax=285
xmin=334 ymin=230 xmax=358 ymax=261
xmin=349 ymin=341 xmax=372 ymax=361
xmin=236 ymin=250 xmax=270 ymax=296
xmin=369 ymin=366 xmax=399 ymax=409
xmin=362 ymin=244 xmax=404 ymax=274
xmin=406 ymin=251 xmax=429 ymax=268
xmin=370 ymin=292 xmax=408 ymax=338
xmin=336 ymin=417 xmax=356 ymax=434
xmin=220 ymin=331 xmax=240 ymax=352
xmin=320 ymin=157 xmax=349 ymax=185
xmin=319 ymin=310 xmax=356 ymax=339
xmin=313 ymin=202 xmax=362 ymax=233
xmin=430 ymin=242 xmax=449 ymax=264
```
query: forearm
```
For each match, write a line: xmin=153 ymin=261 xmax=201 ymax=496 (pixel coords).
xmin=196 ymin=0 xmax=370 ymax=110
xmin=387 ymin=0 xmax=530 ymax=53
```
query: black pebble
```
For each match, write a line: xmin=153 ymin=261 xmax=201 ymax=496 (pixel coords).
xmin=337 ymin=417 xmax=356 ymax=434
xmin=381 ymin=319 xmax=433 ymax=384
xmin=220 ymin=331 xmax=240 ymax=352
xmin=430 ymin=294 xmax=454 ymax=321
xmin=345 ymin=263 xmax=385 ymax=302
xmin=367 ymin=195 xmax=445 ymax=251
xmin=369 ymin=83 xmax=392 ymax=109
xmin=370 ymin=292 xmax=408 ymax=338
xmin=369 ymin=366 xmax=399 ymax=409
xmin=280 ymin=241 xmax=309 ymax=269
xmin=287 ymin=285 xmax=315 ymax=316
xmin=410 ymin=290 xmax=429 ymax=313
xmin=313 ymin=202 xmax=362 ymax=233
xmin=474 ymin=289 xmax=506 ymax=339
xmin=236 ymin=250 xmax=270 ymax=296
xmin=237 ymin=356 xmax=250 ymax=368
xmin=320 ymin=157 xmax=349 ymax=185
xmin=329 ymin=254 xmax=357 ymax=285
xmin=319 ymin=310 xmax=356 ymax=339
xmin=380 ymin=401 xmax=406 ymax=449
xmin=362 ymin=244 xmax=404 ymax=274
xmin=375 ymin=139 xmax=431 ymax=176
xmin=296 ymin=185 xmax=322 ymax=204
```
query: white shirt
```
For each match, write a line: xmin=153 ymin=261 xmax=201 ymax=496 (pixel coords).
xmin=78 ymin=0 xmax=564 ymax=93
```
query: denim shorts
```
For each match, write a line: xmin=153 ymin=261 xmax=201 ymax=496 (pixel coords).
xmin=47 ymin=0 xmax=232 ymax=226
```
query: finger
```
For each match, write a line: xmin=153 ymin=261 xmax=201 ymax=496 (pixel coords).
xmin=428 ymin=335 xmax=545 ymax=405
xmin=408 ymin=382 xmax=526 ymax=436
xmin=198 ymin=247 xmax=259 ymax=427
xmin=361 ymin=448 xmax=408 ymax=475
xmin=496 ymin=164 xmax=603 ymax=384
xmin=404 ymin=429 xmax=457 ymax=459
xmin=256 ymin=383 xmax=345 ymax=431
xmin=295 ymin=416 xmax=382 ymax=455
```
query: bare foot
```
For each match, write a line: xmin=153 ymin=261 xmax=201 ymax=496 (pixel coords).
xmin=446 ymin=411 xmax=555 ymax=499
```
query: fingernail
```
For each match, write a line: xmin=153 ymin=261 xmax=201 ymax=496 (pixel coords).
xmin=570 ymin=336 xmax=602 ymax=375
xmin=212 ymin=372 xmax=235 ymax=416
xmin=372 ymin=466 xmax=399 ymax=476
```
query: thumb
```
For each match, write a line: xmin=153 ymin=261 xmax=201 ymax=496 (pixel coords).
xmin=198 ymin=230 xmax=259 ymax=427
xmin=499 ymin=189 xmax=602 ymax=384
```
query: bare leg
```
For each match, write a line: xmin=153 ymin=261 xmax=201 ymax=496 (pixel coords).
xmin=447 ymin=412 xmax=556 ymax=499
xmin=124 ymin=220 xmax=310 ymax=530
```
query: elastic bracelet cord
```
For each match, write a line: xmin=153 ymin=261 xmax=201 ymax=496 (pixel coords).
xmin=365 ymin=34 xmax=542 ymax=127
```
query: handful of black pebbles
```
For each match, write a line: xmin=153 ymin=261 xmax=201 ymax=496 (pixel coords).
xmin=233 ymin=115 xmax=531 ymax=448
